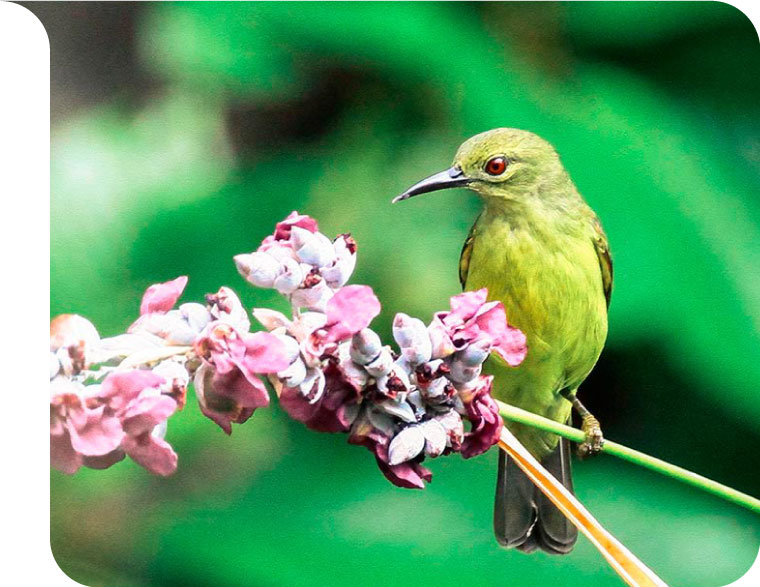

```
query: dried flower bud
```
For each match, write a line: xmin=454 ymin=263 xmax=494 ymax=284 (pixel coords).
xmin=349 ymin=328 xmax=382 ymax=365
xmin=388 ymin=425 xmax=425 ymax=465
xmin=421 ymin=419 xmax=448 ymax=458
xmin=234 ymin=252 xmax=282 ymax=288
xmin=273 ymin=257 xmax=304 ymax=295
xmin=290 ymin=227 xmax=336 ymax=267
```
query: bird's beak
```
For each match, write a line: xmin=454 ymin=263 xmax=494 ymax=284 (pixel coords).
xmin=392 ymin=166 xmax=471 ymax=203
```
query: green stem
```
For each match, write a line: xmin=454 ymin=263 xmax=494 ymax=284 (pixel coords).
xmin=496 ymin=399 xmax=760 ymax=515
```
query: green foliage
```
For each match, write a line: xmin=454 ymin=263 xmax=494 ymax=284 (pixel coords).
xmin=48 ymin=2 xmax=760 ymax=586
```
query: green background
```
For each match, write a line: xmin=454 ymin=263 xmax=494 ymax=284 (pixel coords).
xmin=42 ymin=2 xmax=760 ymax=586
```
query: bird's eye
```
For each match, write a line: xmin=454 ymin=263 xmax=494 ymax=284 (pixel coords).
xmin=484 ymin=156 xmax=508 ymax=176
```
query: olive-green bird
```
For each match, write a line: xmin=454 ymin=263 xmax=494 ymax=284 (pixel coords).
xmin=394 ymin=128 xmax=611 ymax=554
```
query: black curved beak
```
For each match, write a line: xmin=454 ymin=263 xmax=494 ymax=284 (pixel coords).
xmin=392 ymin=166 xmax=471 ymax=203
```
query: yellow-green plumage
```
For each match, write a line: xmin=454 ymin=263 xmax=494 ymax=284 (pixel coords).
xmin=454 ymin=129 xmax=610 ymax=458
xmin=396 ymin=127 xmax=612 ymax=554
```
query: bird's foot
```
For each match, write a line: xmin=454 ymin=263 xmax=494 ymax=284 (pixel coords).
xmin=578 ymin=414 xmax=604 ymax=459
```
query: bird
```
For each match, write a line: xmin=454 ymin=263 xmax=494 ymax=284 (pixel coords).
xmin=393 ymin=128 xmax=611 ymax=555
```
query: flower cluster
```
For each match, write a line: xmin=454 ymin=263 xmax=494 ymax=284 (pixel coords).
xmin=50 ymin=211 xmax=527 ymax=489
xmin=234 ymin=212 xmax=527 ymax=488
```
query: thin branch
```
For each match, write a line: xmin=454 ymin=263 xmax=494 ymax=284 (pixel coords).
xmin=496 ymin=399 xmax=760 ymax=515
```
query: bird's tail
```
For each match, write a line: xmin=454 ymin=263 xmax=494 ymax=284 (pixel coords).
xmin=495 ymin=426 xmax=668 ymax=587
xmin=494 ymin=435 xmax=577 ymax=554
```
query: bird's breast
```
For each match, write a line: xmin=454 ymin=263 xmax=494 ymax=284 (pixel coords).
xmin=465 ymin=214 xmax=608 ymax=389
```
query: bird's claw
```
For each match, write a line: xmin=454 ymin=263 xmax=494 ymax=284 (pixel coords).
xmin=578 ymin=414 xmax=604 ymax=459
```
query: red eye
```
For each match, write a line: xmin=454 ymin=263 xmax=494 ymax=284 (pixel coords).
xmin=485 ymin=156 xmax=507 ymax=175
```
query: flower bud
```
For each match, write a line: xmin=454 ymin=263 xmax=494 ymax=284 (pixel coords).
xmin=392 ymin=313 xmax=433 ymax=366
xmin=366 ymin=408 xmax=395 ymax=437
xmin=456 ymin=338 xmax=491 ymax=367
xmin=320 ymin=235 xmax=357 ymax=289
xmin=234 ymin=252 xmax=282 ymax=288
xmin=278 ymin=357 xmax=307 ymax=388
xmin=273 ymin=258 xmax=304 ymax=294
xmin=179 ymin=303 xmax=212 ymax=334
xmin=349 ymin=328 xmax=382 ymax=365
xmin=261 ymin=242 xmax=296 ymax=262
xmin=421 ymin=419 xmax=448 ymax=458
xmin=252 ymin=308 xmax=292 ymax=331
xmin=299 ymin=368 xmax=325 ymax=404
xmin=291 ymin=227 xmax=336 ymax=267
xmin=434 ymin=409 xmax=464 ymax=448
xmin=206 ymin=287 xmax=250 ymax=332
xmin=419 ymin=376 xmax=449 ymax=400
xmin=388 ymin=425 xmax=425 ymax=465
xmin=376 ymin=398 xmax=417 ymax=423
xmin=364 ymin=347 xmax=394 ymax=378
xmin=290 ymin=278 xmax=333 ymax=312
xmin=337 ymin=352 xmax=369 ymax=390
xmin=447 ymin=359 xmax=482 ymax=384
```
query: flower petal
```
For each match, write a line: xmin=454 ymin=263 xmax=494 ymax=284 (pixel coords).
xmin=122 ymin=433 xmax=178 ymax=476
xmin=50 ymin=427 xmax=83 ymax=475
xmin=323 ymin=285 xmax=381 ymax=343
xmin=241 ymin=331 xmax=291 ymax=373
xmin=140 ymin=276 xmax=188 ymax=315
xmin=121 ymin=395 xmax=178 ymax=437
xmin=67 ymin=405 xmax=125 ymax=457
xmin=97 ymin=370 xmax=166 ymax=412
xmin=273 ymin=211 xmax=319 ymax=241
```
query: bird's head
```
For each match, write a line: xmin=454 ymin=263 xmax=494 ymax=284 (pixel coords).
xmin=393 ymin=128 xmax=565 ymax=205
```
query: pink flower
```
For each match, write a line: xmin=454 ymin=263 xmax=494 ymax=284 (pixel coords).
xmin=50 ymin=381 xmax=124 ymax=475
xmin=273 ymin=211 xmax=319 ymax=241
xmin=96 ymin=371 xmax=179 ymax=476
xmin=193 ymin=324 xmax=290 ymax=433
xmin=140 ymin=276 xmax=188 ymax=315
xmin=459 ymin=376 xmax=503 ymax=459
xmin=320 ymin=285 xmax=381 ymax=343
xmin=435 ymin=288 xmax=527 ymax=367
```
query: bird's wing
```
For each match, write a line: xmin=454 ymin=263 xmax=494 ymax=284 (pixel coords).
xmin=458 ymin=216 xmax=479 ymax=289
xmin=592 ymin=216 xmax=613 ymax=309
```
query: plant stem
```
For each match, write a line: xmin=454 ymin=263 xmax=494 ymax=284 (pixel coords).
xmin=496 ymin=399 xmax=760 ymax=515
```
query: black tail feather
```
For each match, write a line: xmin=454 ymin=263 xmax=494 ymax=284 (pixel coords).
xmin=493 ymin=437 xmax=578 ymax=554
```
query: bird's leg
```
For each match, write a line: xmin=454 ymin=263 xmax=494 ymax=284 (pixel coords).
xmin=561 ymin=390 xmax=604 ymax=458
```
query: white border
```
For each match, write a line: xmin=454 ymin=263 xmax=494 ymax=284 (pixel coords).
xmin=0 ymin=0 xmax=756 ymax=585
